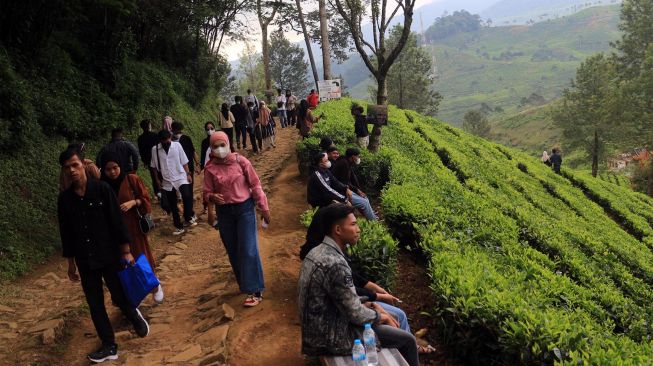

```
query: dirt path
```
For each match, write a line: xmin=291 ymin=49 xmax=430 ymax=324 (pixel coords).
xmin=0 ymin=126 xmax=308 ymax=365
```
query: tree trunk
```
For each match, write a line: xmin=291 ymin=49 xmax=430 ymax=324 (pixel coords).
xmin=368 ymin=75 xmax=388 ymax=153
xmin=296 ymin=0 xmax=319 ymax=90
xmin=261 ymin=25 xmax=272 ymax=103
xmin=319 ymin=0 xmax=331 ymax=80
xmin=591 ymin=130 xmax=599 ymax=177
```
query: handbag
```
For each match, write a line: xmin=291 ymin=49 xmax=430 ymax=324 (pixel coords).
xmin=118 ymin=254 xmax=160 ymax=307
xmin=126 ymin=175 xmax=155 ymax=234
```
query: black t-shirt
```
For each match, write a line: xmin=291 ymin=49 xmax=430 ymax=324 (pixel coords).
xmin=178 ymin=135 xmax=196 ymax=172
xmin=137 ymin=131 xmax=159 ymax=166
xmin=230 ymin=104 xmax=249 ymax=126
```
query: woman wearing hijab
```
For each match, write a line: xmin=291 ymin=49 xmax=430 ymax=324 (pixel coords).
xmin=541 ymin=151 xmax=552 ymax=167
xmin=100 ymin=153 xmax=164 ymax=303
xmin=162 ymin=116 xmax=173 ymax=132
xmin=203 ymin=131 xmax=270 ymax=307
xmin=258 ymin=100 xmax=276 ymax=149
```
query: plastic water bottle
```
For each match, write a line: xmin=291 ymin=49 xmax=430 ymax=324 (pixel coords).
xmin=352 ymin=339 xmax=368 ymax=366
xmin=363 ymin=323 xmax=379 ymax=365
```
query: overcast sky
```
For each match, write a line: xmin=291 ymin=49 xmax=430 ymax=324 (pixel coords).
xmin=220 ymin=0 xmax=440 ymax=61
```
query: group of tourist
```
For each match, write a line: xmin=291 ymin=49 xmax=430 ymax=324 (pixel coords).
xmin=56 ymin=89 xmax=426 ymax=365
xmin=542 ymin=148 xmax=563 ymax=173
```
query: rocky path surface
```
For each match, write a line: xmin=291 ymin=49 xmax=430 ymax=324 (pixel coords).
xmin=0 ymin=126 xmax=307 ymax=365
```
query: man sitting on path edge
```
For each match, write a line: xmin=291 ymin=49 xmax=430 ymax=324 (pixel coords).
xmin=298 ymin=204 xmax=419 ymax=366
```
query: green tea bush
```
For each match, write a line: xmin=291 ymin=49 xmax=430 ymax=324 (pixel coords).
xmin=306 ymin=99 xmax=653 ymax=364
xmin=299 ymin=207 xmax=398 ymax=290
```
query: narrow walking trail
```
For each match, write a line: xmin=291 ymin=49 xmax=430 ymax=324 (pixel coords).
xmin=0 ymin=127 xmax=307 ymax=365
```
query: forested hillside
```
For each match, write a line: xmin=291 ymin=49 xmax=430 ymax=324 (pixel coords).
xmin=300 ymin=98 xmax=653 ymax=364
xmin=0 ymin=1 xmax=233 ymax=279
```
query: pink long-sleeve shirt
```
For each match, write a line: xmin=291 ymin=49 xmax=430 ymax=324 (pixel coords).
xmin=203 ymin=154 xmax=269 ymax=212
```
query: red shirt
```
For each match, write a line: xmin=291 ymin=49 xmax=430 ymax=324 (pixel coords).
xmin=307 ymin=93 xmax=319 ymax=108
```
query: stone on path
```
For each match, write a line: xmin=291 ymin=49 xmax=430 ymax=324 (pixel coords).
xmin=222 ymin=304 xmax=235 ymax=321
xmin=196 ymin=324 xmax=229 ymax=350
xmin=188 ymin=263 xmax=212 ymax=271
xmin=174 ymin=243 xmax=188 ymax=250
xmin=41 ymin=328 xmax=56 ymax=345
xmin=168 ymin=344 xmax=202 ymax=363
xmin=28 ymin=318 xmax=63 ymax=333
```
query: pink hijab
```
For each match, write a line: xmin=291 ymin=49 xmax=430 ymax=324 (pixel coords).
xmin=162 ymin=116 xmax=173 ymax=132
xmin=208 ymin=131 xmax=236 ymax=163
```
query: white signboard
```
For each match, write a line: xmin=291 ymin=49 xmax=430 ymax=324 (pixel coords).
xmin=317 ymin=79 xmax=342 ymax=101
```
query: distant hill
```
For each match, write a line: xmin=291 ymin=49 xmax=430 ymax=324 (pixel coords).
xmin=481 ymin=0 xmax=622 ymax=24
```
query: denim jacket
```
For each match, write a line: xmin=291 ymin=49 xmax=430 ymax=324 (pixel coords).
xmin=298 ymin=236 xmax=378 ymax=356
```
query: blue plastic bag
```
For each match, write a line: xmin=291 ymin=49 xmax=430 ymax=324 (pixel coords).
xmin=117 ymin=254 xmax=160 ymax=307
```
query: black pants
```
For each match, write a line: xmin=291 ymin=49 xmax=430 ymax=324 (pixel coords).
xmin=222 ymin=127 xmax=234 ymax=151
xmin=247 ymin=126 xmax=263 ymax=152
xmin=79 ymin=263 xmax=139 ymax=346
xmin=375 ymin=325 xmax=419 ymax=366
xmin=235 ymin=124 xmax=248 ymax=148
xmin=164 ymin=183 xmax=194 ymax=229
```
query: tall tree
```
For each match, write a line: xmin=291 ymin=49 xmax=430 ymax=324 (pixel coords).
xmin=318 ymin=0 xmax=331 ymax=80
xmin=333 ymin=0 xmax=417 ymax=152
xmin=237 ymin=42 xmax=265 ymax=94
xmin=462 ymin=110 xmax=491 ymax=138
xmin=269 ymin=29 xmax=310 ymax=94
xmin=613 ymin=0 xmax=653 ymax=78
xmin=370 ymin=25 xmax=441 ymax=116
xmin=553 ymin=54 xmax=620 ymax=177
xmin=256 ymin=0 xmax=283 ymax=102
xmin=294 ymin=0 xmax=319 ymax=90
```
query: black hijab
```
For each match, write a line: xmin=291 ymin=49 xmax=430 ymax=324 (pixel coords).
xmin=100 ymin=152 xmax=125 ymax=194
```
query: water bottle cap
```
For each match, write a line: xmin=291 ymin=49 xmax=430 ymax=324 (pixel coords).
xmin=354 ymin=339 xmax=362 ymax=345
xmin=364 ymin=323 xmax=372 ymax=329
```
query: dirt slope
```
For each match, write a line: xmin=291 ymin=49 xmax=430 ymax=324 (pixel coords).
xmin=0 ymin=127 xmax=308 ymax=365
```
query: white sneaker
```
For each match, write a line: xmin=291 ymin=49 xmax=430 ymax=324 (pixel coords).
xmin=172 ymin=228 xmax=185 ymax=236
xmin=186 ymin=216 xmax=198 ymax=227
xmin=153 ymin=285 xmax=164 ymax=303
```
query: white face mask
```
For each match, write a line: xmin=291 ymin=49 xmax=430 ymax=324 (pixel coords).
xmin=354 ymin=157 xmax=361 ymax=165
xmin=323 ymin=160 xmax=332 ymax=169
xmin=206 ymin=128 xmax=215 ymax=136
xmin=213 ymin=146 xmax=230 ymax=159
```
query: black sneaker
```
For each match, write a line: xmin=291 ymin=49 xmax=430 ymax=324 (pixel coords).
xmin=132 ymin=308 xmax=150 ymax=338
xmin=88 ymin=344 xmax=118 ymax=363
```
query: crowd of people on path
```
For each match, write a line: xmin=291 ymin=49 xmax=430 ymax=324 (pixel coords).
xmin=56 ymin=86 xmax=431 ymax=365
xmin=56 ymin=87 xmax=335 ymax=363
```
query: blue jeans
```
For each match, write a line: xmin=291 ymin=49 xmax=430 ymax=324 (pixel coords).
xmin=379 ymin=302 xmax=410 ymax=333
xmin=216 ymin=198 xmax=265 ymax=294
xmin=350 ymin=192 xmax=378 ymax=220
xmin=277 ymin=109 xmax=288 ymax=128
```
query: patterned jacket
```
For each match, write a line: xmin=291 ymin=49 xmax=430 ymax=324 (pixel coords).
xmin=298 ymin=236 xmax=378 ymax=356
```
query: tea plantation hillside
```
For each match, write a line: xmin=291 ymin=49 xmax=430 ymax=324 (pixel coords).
xmin=299 ymin=99 xmax=653 ymax=365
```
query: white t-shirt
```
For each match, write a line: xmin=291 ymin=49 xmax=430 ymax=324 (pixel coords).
xmin=150 ymin=141 xmax=190 ymax=191
xmin=276 ymin=95 xmax=287 ymax=110
xmin=245 ymin=94 xmax=259 ymax=108
xmin=287 ymin=95 xmax=297 ymax=110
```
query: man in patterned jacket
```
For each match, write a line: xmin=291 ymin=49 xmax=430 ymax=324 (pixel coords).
xmin=298 ymin=204 xmax=419 ymax=366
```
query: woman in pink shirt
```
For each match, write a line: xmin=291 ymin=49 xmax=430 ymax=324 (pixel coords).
xmin=203 ymin=131 xmax=270 ymax=307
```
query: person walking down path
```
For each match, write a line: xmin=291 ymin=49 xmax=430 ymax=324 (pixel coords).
xmin=276 ymin=88 xmax=288 ymax=128
xmin=57 ymin=147 xmax=150 ymax=364
xmin=100 ymin=153 xmax=164 ymax=303
xmin=137 ymin=119 xmax=161 ymax=196
xmin=150 ymin=130 xmax=197 ymax=236
xmin=231 ymin=96 xmax=249 ymax=150
xmin=203 ymin=131 xmax=270 ymax=307
xmin=96 ymin=128 xmax=140 ymax=174
xmin=259 ymin=101 xmax=276 ymax=149
xmin=59 ymin=143 xmax=100 ymax=192
xmin=218 ymin=103 xmax=235 ymax=151
xmin=246 ymin=102 xmax=263 ymax=154
xmin=171 ymin=121 xmax=201 ymax=189
xmin=286 ymin=90 xmax=297 ymax=126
